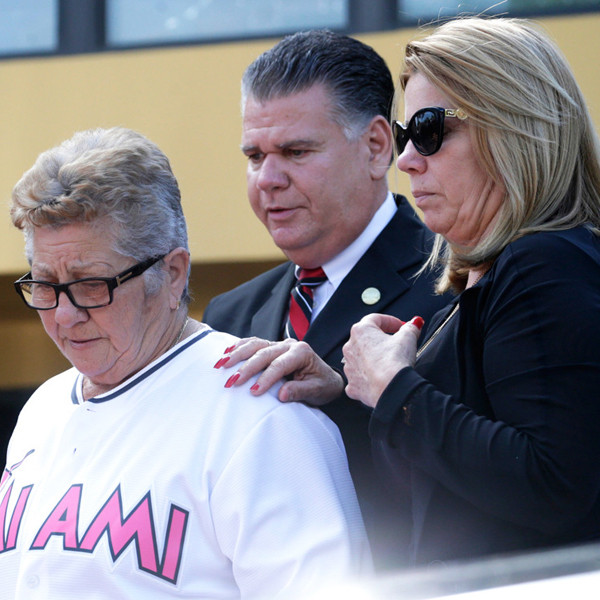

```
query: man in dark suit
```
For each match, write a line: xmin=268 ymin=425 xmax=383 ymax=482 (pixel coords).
xmin=203 ymin=30 xmax=451 ymax=571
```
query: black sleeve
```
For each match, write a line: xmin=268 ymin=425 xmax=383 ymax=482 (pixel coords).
xmin=371 ymin=232 xmax=600 ymax=535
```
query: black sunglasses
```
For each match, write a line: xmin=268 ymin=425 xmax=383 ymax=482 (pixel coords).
xmin=392 ymin=106 xmax=468 ymax=157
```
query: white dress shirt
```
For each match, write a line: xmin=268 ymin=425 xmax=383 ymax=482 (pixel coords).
xmin=309 ymin=192 xmax=397 ymax=321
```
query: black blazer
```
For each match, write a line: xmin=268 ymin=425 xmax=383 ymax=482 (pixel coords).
xmin=371 ymin=227 xmax=600 ymax=565
xmin=204 ymin=195 xmax=452 ymax=570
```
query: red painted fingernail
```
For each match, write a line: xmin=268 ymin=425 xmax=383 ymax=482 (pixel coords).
xmin=224 ymin=345 xmax=236 ymax=354
xmin=214 ymin=356 xmax=230 ymax=369
xmin=411 ymin=316 xmax=425 ymax=330
xmin=250 ymin=383 xmax=260 ymax=392
xmin=225 ymin=373 xmax=240 ymax=388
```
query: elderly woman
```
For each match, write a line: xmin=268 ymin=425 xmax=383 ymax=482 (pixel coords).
xmin=0 ymin=127 xmax=370 ymax=598
xmin=219 ymin=17 xmax=600 ymax=566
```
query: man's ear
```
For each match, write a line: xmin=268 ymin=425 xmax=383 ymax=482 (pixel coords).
xmin=365 ymin=115 xmax=394 ymax=181
xmin=164 ymin=247 xmax=190 ymax=310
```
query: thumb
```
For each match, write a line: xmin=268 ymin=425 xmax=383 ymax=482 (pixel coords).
xmin=389 ymin=316 xmax=424 ymax=368
xmin=278 ymin=377 xmax=341 ymax=406
xmin=409 ymin=316 xmax=424 ymax=332
xmin=370 ymin=313 xmax=406 ymax=334
xmin=278 ymin=379 xmax=321 ymax=405
xmin=392 ymin=315 xmax=425 ymax=344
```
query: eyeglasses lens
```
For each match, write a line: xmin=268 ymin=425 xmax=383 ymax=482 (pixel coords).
xmin=412 ymin=109 xmax=442 ymax=156
xmin=19 ymin=282 xmax=50 ymax=308
xmin=393 ymin=122 xmax=408 ymax=155
xmin=69 ymin=281 xmax=111 ymax=307
xmin=394 ymin=108 xmax=444 ymax=157
xmin=20 ymin=280 xmax=111 ymax=309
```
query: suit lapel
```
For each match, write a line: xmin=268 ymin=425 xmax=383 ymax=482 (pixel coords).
xmin=248 ymin=196 xmax=430 ymax=353
xmin=306 ymin=243 xmax=410 ymax=358
xmin=305 ymin=197 xmax=426 ymax=359
xmin=249 ymin=263 xmax=295 ymax=340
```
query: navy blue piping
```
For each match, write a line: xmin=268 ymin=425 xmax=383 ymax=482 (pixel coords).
xmin=70 ymin=329 xmax=213 ymax=405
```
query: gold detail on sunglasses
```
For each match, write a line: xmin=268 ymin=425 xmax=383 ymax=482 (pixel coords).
xmin=446 ymin=108 xmax=468 ymax=120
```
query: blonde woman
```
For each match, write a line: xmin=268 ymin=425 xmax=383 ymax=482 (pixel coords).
xmin=343 ymin=17 xmax=600 ymax=564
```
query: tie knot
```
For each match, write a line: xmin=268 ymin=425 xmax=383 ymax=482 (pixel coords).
xmin=297 ymin=267 xmax=327 ymax=286
xmin=285 ymin=266 xmax=327 ymax=341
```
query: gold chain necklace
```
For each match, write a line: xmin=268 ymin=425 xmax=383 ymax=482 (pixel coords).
xmin=171 ymin=316 xmax=189 ymax=349
xmin=416 ymin=303 xmax=459 ymax=359
xmin=416 ymin=268 xmax=487 ymax=359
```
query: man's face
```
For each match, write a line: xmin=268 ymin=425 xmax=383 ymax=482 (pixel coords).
xmin=242 ymin=85 xmax=384 ymax=268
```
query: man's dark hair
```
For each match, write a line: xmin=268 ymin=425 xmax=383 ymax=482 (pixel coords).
xmin=241 ymin=29 xmax=395 ymax=139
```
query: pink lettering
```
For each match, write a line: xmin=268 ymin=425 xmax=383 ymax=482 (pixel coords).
xmin=0 ymin=482 xmax=12 ymax=551
xmin=4 ymin=482 xmax=188 ymax=584
xmin=0 ymin=484 xmax=33 ymax=553
xmin=160 ymin=505 xmax=189 ymax=582
xmin=31 ymin=485 xmax=81 ymax=550
xmin=80 ymin=487 xmax=159 ymax=575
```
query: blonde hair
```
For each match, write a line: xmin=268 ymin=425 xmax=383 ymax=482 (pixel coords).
xmin=399 ymin=17 xmax=600 ymax=292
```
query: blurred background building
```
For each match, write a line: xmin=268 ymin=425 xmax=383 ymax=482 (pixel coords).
xmin=1 ymin=0 xmax=599 ymax=457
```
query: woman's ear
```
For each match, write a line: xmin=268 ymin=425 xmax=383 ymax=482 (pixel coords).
xmin=365 ymin=115 xmax=394 ymax=180
xmin=164 ymin=247 xmax=190 ymax=310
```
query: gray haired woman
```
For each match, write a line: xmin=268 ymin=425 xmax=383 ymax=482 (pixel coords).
xmin=2 ymin=127 xmax=371 ymax=598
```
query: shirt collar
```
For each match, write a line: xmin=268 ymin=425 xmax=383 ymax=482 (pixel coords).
xmin=321 ymin=191 xmax=397 ymax=290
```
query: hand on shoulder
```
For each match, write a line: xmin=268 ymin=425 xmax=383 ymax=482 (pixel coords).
xmin=214 ymin=337 xmax=344 ymax=406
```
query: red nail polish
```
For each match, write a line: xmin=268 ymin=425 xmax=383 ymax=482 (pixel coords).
xmin=411 ymin=316 xmax=425 ymax=330
xmin=250 ymin=383 xmax=260 ymax=392
xmin=224 ymin=345 xmax=236 ymax=354
xmin=214 ymin=356 xmax=230 ymax=369
xmin=225 ymin=373 xmax=240 ymax=388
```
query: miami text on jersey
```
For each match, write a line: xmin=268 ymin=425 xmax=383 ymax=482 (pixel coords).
xmin=0 ymin=482 xmax=189 ymax=584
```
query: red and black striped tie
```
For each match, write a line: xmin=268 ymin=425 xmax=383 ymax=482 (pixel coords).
xmin=285 ymin=267 xmax=327 ymax=341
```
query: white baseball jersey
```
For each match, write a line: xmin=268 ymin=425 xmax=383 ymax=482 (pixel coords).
xmin=0 ymin=329 xmax=371 ymax=599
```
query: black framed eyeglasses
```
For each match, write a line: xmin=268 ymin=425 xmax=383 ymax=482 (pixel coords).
xmin=14 ymin=254 xmax=166 ymax=310
xmin=392 ymin=106 xmax=468 ymax=157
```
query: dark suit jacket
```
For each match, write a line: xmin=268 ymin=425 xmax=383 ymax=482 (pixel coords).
xmin=370 ymin=227 xmax=600 ymax=566
xmin=203 ymin=195 xmax=452 ymax=570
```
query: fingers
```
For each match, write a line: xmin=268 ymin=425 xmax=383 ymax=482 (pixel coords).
xmin=278 ymin=368 xmax=344 ymax=406
xmin=397 ymin=316 xmax=424 ymax=341
xmin=215 ymin=338 xmax=310 ymax=393
xmin=216 ymin=337 xmax=344 ymax=406
xmin=214 ymin=314 xmax=425 ymax=407
xmin=213 ymin=337 xmax=273 ymax=370
xmin=246 ymin=350 xmax=301 ymax=395
xmin=411 ymin=316 xmax=424 ymax=330
xmin=358 ymin=312 xmax=405 ymax=334
xmin=215 ymin=337 xmax=284 ymax=390
xmin=342 ymin=315 xmax=425 ymax=409
xmin=248 ymin=341 xmax=319 ymax=395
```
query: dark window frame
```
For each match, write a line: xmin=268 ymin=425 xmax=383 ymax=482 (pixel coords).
xmin=0 ymin=0 xmax=598 ymax=60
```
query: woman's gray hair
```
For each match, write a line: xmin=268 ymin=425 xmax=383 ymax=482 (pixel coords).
xmin=11 ymin=127 xmax=190 ymax=302
xmin=399 ymin=17 xmax=600 ymax=293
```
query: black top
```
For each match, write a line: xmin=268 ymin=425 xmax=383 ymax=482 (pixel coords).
xmin=371 ymin=226 xmax=600 ymax=565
